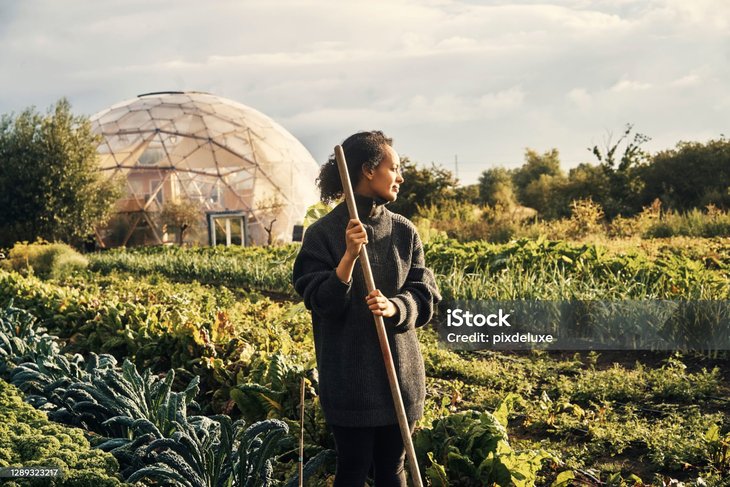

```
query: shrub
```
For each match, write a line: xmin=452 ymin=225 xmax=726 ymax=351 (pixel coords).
xmin=487 ymin=220 xmax=518 ymax=243
xmin=566 ymin=198 xmax=605 ymax=239
xmin=411 ymin=217 xmax=449 ymax=244
xmin=415 ymin=200 xmax=492 ymax=242
xmin=644 ymin=206 xmax=730 ymax=238
xmin=2 ymin=241 xmax=87 ymax=279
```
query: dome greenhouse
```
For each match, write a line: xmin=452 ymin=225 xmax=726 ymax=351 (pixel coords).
xmin=91 ymin=91 xmax=319 ymax=247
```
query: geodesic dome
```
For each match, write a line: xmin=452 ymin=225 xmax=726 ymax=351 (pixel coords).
xmin=90 ymin=91 xmax=319 ymax=247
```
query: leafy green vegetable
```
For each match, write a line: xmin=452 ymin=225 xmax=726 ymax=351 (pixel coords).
xmin=0 ymin=378 xmax=123 ymax=486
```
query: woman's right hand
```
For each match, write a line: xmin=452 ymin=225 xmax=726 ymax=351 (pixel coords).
xmin=345 ymin=219 xmax=368 ymax=260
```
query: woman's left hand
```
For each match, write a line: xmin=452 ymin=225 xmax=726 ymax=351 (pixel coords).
xmin=365 ymin=289 xmax=398 ymax=318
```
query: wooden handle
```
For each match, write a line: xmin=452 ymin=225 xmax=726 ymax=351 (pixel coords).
xmin=334 ymin=145 xmax=424 ymax=487
xmin=299 ymin=377 xmax=305 ymax=487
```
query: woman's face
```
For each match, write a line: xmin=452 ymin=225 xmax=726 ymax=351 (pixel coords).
xmin=362 ymin=145 xmax=404 ymax=202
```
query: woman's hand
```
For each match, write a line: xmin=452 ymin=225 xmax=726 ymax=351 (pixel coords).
xmin=336 ymin=219 xmax=367 ymax=284
xmin=345 ymin=219 xmax=367 ymax=261
xmin=366 ymin=289 xmax=398 ymax=318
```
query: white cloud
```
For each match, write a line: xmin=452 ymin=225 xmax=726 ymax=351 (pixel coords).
xmin=567 ymin=88 xmax=592 ymax=109
xmin=403 ymin=88 xmax=525 ymax=123
xmin=610 ymin=79 xmax=653 ymax=92
xmin=650 ymin=0 xmax=730 ymax=30
xmin=281 ymin=87 xmax=525 ymax=131
xmin=0 ymin=0 xmax=728 ymax=183
xmin=670 ymin=74 xmax=701 ymax=87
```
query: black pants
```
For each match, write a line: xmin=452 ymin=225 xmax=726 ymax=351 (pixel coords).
xmin=331 ymin=422 xmax=415 ymax=487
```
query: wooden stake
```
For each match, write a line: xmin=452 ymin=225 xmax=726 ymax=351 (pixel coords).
xmin=299 ymin=377 xmax=305 ymax=487
xmin=334 ymin=145 xmax=423 ymax=487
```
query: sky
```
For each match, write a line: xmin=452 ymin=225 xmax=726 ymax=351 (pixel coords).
xmin=1 ymin=0 xmax=728 ymax=185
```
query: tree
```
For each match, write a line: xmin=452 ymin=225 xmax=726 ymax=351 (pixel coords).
xmin=588 ymin=123 xmax=649 ymax=218
xmin=639 ymin=137 xmax=730 ymax=211
xmin=522 ymin=173 xmax=568 ymax=219
xmin=543 ymin=162 xmax=613 ymax=220
xmin=512 ymin=148 xmax=563 ymax=204
xmin=563 ymin=163 xmax=611 ymax=204
xmin=388 ymin=157 xmax=458 ymax=218
xmin=477 ymin=167 xmax=517 ymax=209
xmin=0 ymin=99 xmax=121 ymax=247
xmin=256 ymin=194 xmax=285 ymax=245
xmin=454 ymin=183 xmax=481 ymax=205
xmin=160 ymin=199 xmax=202 ymax=245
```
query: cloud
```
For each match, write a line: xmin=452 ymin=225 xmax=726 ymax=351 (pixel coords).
xmin=610 ymin=79 xmax=653 ymax=92
xmin=567 ymin=88 xmax=592 ymax=109
xmin=0 ymin=0 xmax=728 ymax=183
xmin=280 ymin=86 xmax=525 ymax=131
xmin=401 ymin=88 xmax=526 ymax=123
xmin=670 ymin=74 xmax=701 ymax=87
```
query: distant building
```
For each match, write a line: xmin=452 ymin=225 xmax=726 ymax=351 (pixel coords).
xmin=91 ymin=91 xmax=319 ymax=246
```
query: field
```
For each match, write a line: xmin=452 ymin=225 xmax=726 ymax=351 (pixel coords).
xmin=0 ymin=236 xmax=728 ymax=486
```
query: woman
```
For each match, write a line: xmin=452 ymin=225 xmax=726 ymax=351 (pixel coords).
xmin=292 ymin=131 xmax=441 ymax=486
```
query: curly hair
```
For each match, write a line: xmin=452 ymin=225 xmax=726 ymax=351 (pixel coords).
xmin=316 ymin=131 xmax=393 ymax=204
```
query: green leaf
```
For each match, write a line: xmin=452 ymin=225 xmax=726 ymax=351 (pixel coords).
xmin=493 ymin=393 xmax=522 ymax=428
xmin=426 ymin=452 xmax=449 ymax=487
xmin=551 ymin=470 xmax=576 ymax=487
xmin=706 ymin=423 xmax=720 ymax=442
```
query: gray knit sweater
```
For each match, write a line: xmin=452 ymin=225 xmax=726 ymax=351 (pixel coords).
xmin=292 ymin=194 xmax=441 ymax=427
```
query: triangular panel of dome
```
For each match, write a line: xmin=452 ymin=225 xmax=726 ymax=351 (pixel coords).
xmin=138 ymin=147 xmax=166 ymax=167
xmin=170 ymin=114 xmax=207 ymax=136
xmin=153 ymin=93 xmax=193 ymax=105
xmin=111 ymin=135 xmax=154 ymax=167
xmin=192 ymin=102 xmax=215 ymax=115
xmin=251 ymin=138 xmax=287 ymax=167
xmin=165 ymin=136 xmax=206 ymax=166
xmin=96 ymin=108 xmax=129 ymax=126
xmin=117 ymin=110 xmax=153 ymax=128
xmin=216 ymin=134 xmax=256 ymax=164
xmin=156 ymin=130 xmax=182 ymax=151
xmin=150 ymin=104 xmax=184 ymax=120
xmin=139 ymin=118 xmax=172 ymax=133
xmin=96 ymin=121 xmax=123 ymax=136
xmin=202 ymin=115 xmax=237 ymax=137
xmin=132 ymin=97 xmax=164 ymax=111
xmin=211 ymin=144 xmax=251 ymax=169
xmin=176 ymin=145 xmax=218 ymax=172
xmin=209 ymin=102 xmax=248 ymax=123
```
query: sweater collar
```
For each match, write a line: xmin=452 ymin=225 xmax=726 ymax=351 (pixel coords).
xmin=353 ymin=192 xmax=388 ymax=220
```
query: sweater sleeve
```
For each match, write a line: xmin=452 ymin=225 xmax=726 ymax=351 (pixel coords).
xmin=388 ymin=230 xmax=441 ymax=331
xmin=292 ymin=224 xmax=352 ymax=319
